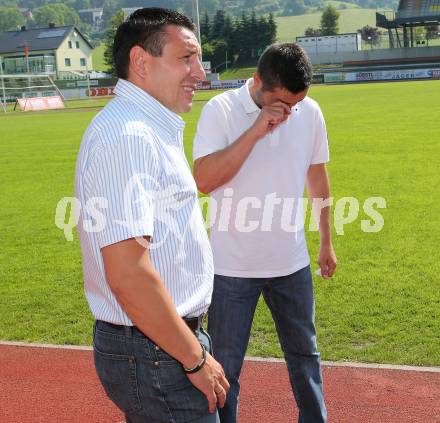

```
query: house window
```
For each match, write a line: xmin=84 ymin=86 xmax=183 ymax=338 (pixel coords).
xmin=68 ymin=41 xmax=72 ymax=48
xmin=76 ymin=41 xmax=80 ymax=48
xmin=65 ymin=58 xmax=71 ymax=67
xmin=80 ymin=58 xmax=86 ymax=66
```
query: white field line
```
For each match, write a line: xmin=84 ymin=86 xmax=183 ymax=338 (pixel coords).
xmin=1 ymin=340 xmax=440 ymax=373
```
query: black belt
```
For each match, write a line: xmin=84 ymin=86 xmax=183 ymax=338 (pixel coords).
xmin=98 ymin=313 xmax=206 ymax=334
xmin=183 ymin=314 xmax=206 ymax=332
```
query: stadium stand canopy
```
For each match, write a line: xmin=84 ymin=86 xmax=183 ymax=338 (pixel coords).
xmin=377 ymin=0 xmax=440 ymax=47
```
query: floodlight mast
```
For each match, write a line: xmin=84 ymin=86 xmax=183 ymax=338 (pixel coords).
xmin=192 ymin=0 xmax=202 ymax=60
xmin=0 ymin=57 xmax=6 ymax=112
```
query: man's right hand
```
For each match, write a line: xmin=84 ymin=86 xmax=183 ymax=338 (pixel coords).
xmin=186 ymin=352 xmax=230 ymax=413
xmin=250 ymin=101 xmax=292 ymax=139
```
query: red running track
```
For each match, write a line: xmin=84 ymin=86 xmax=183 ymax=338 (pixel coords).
xmin=1 ymin=344 xmax=440 ymax=423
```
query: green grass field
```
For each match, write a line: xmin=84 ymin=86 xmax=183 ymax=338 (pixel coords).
xmin=220 ymin=67 xmax=256 ymax=80
xmin=1 ymin=80 xmax=440 ymax=366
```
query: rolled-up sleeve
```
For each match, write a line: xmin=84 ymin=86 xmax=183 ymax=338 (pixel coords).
xmin=310 ymin=106 xmax=330 ymax=165
xmin=193 ymin=99 xmax=229 ymax=162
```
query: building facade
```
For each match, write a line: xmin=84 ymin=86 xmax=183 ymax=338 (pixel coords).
xmin=296 ymin=33 xmax=363 ymax=55
xmin=0 ymin=25 xmax=93 ymax=77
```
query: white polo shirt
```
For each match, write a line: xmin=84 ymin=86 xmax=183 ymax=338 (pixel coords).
xmin=75 ymin=79 xmax=213 ymax=324
xmin=193 ymin=78 xmax=329 ymax=278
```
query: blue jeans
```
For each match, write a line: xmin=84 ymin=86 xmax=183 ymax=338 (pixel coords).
xmin=208 ymin=265 xmax=327 ymax=423
xmin=93 ymin=320 xmax=220 ymax=423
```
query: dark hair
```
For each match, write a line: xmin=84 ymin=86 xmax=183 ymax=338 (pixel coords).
xmin=113 ymin=7 xmax=196 ymax=79
xmin=256 ymin=43 xmax=313 ymax=94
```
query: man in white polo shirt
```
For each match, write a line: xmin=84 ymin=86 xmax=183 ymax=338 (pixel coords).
xmin=75 ymin=8 xmax=228 ymax=423
xmin=193 ymin=43 xmax=337 ymax=422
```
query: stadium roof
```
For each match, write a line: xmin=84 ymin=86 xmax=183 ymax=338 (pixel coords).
xmin=0 ymin=26 xmax=93 ymax=55
xmin=396 ymin=0 xmax=440 ymax=23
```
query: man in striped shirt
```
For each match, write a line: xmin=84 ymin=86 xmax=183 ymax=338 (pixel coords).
xmin=74 ymin=8 xmax=229 ymax=423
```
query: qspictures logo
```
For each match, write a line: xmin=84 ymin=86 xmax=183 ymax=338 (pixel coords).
xmin=55 ymin=176 xmax=387 ymax=244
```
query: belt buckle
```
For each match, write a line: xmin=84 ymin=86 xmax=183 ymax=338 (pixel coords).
xmin=184 ymin=313 xmax=206 ymax=332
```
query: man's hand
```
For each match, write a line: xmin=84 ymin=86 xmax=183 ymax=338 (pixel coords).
xmin=186 ymin=352 xmax=230 ymax=413
xmin=317 ymin=243 xmax=337 ymax=278
xmin=250 ymin=101 xmax=292 ymax=139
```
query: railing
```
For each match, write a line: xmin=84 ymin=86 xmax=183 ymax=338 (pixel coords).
xmin=56 ymin=71 xmax=88 ymax=80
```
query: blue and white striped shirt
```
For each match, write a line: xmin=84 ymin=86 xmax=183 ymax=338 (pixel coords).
xmin=75 ymin=79 xmax=214 ymax=325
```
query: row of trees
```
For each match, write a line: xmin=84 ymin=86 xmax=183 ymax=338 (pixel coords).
xmin=103 ymin=9 xmax=277 ymax=73
xmin=0 ymin=7 xmax=26 ymax=30
xmin=200 ymin=10 xmax=277 ymax=69
xmin=0 ymin=0 xmax=125 ymax=35
xmin=0 ymin=0 xmax=401 ymax=15
xmin=104 ymin=10 xmax=277 ymax=72
xmin=0 ymin=4 xmax=90 ymax=33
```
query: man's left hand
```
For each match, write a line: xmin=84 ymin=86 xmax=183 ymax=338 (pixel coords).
xmin=317 ymin=244 xmax=337 ymax=278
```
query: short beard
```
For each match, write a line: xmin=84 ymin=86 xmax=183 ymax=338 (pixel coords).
xmin=254 ymin=88 xmax=264 ymax=109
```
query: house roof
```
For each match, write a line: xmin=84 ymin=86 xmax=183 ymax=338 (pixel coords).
xmin=0 ymin=26 xmax=93 ymax=55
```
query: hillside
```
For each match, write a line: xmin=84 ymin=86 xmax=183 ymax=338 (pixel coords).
xmin=92 ymin=7 xmax=390 ymax=72
xmin=276 ymin=8 xmax=384 ymax=41
xmin=92 ymin=43 xmax=106 ymax=71
xmin=8 ymin=0 xmax=397 ymax=17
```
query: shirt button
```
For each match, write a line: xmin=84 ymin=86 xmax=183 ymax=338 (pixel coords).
xmin=155 ymin=346 xmax=160 ymax=350
xmin=154 ymin=361 xmax=159 ymax=366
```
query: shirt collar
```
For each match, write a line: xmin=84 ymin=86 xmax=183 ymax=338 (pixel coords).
xmin=238 ymin=78 xmax=260 ymax=114
xmin=114 ymin=79 xmax=185 ymax=136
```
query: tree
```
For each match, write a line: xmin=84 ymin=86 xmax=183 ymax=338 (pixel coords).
xmin=283 ymin=0 xmax=306 ymax=16
xmin=101 ymin=0 xmax=118 ymax=28
xmin=103 ymin=9 xmax=124 ymax=75
xmin=267 ymin=12 xmax=277 ymax=45
xmin=0 ymin=7 xmax=25 ymax=31
xmin=0 ymin=0 xmax=18 ymax=6
xmin=359 ymin=25 xmax=380 ymax=45
xmin=255 ymin=15 xmax=268 ymax=56
xmin=211 ymin=9 xmax=225 ymax=40
xmin=256 ymin=13 xmax=276 ymax=56
xmin=33 ymin=4 xmax=81 ymax=27
xmin=304 ymin=27 xmax=321 ymax=37
xmin=200 ymin=10 xmax=211 ymax=41
xmin=200 ymin=0 xmax=221 ymax=14
xmin=320 ymin=5 xmax=339 ymax=36
xmin=223 ymin=13 xmax=235 ymax=59
xmin=202 ymin=41 xmax=215 ymax=62
xmin=236 ymin=11 xmax=251 ymax=61
xmin=249 ymin=9 xmax=258 ymax=57
xmin=76 ymin=0 xmax=92 ymax=9
xmin=201 ymin=7 xmax=278 ymax=65
xmin=210 ymin=39 xmax=228 ymax=70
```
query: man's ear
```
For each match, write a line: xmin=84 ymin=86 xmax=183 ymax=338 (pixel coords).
xmin=129 ymin=45 xmax=148 ymax=79
xmin=253 ymin=72 xmax=263 ymax=90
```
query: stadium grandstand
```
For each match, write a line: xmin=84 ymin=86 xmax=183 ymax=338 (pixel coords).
xmin=306 ymin=0 xmax=440 ymax=76
xmin=306 ymin=0 xmax=440 ymax=83
xmin=376 ymin=0 xmax=440 ymax=48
